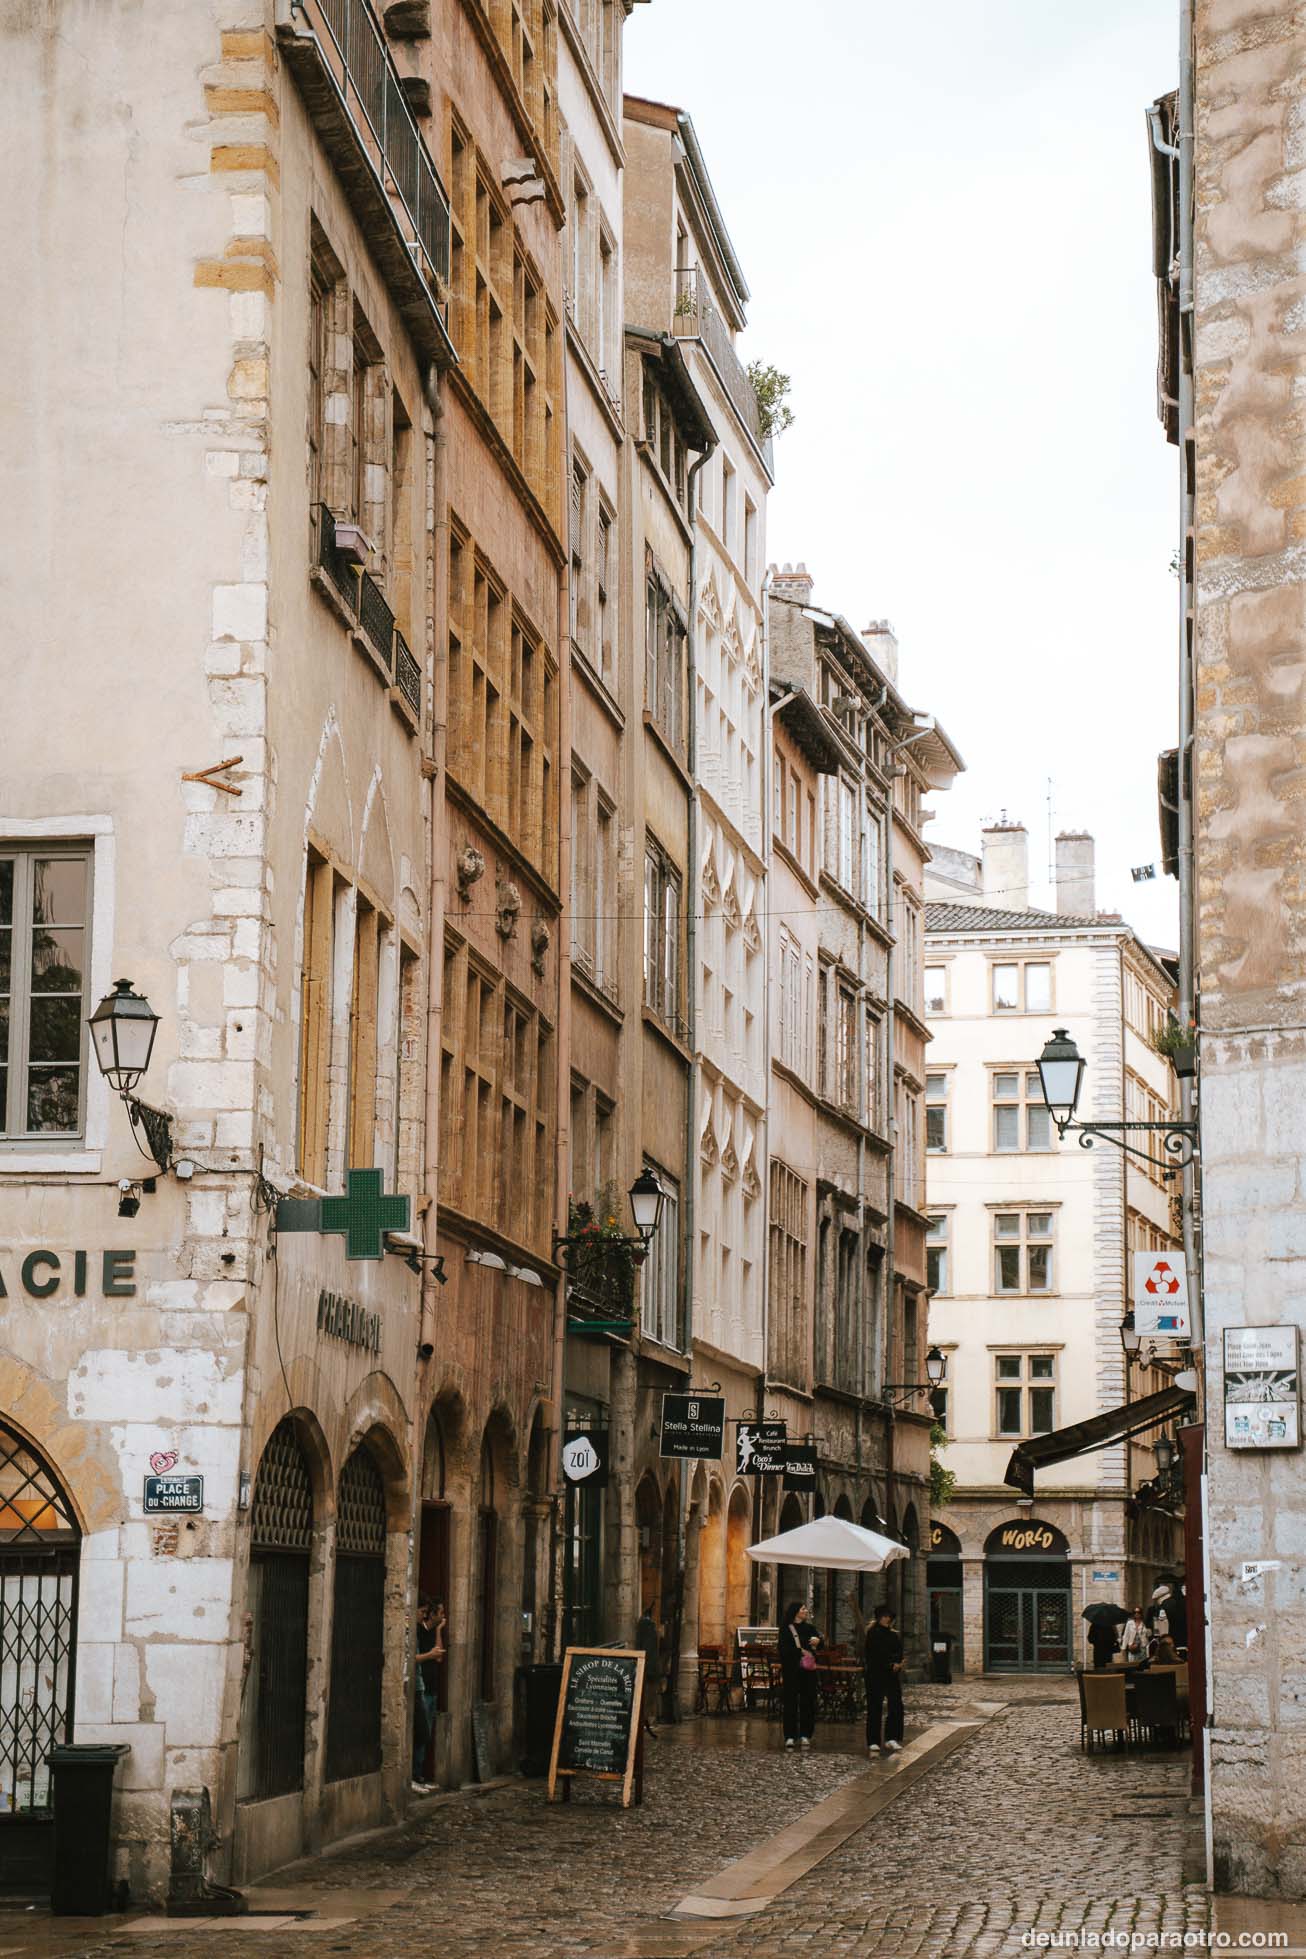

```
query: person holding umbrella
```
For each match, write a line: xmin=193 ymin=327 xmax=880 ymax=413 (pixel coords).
xmin=1082 ymin=1601 xmax=1129 ymax=1667
xmin=1120 ymin=1606 xmax=1148 ymax=1661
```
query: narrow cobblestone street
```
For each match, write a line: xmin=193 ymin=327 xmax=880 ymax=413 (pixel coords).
xmin=47 ymin=1678 xmax=1229 ymax=1959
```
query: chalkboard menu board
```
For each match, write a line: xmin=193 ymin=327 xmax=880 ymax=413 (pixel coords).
xmin=547 ymin=1647 xmax=645 ymax=1807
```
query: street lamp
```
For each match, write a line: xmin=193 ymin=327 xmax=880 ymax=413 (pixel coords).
xmin=1153 ymin=1431 xmax=1176 ymax=1476
xmin=627 ymin=1167 xmax=667 ymax=1247
xmin=1120 ymin=1311 xmax=1142 ymax=1357
xmin=88 ymin=979 xmax=174 ymax=1171
xmin=884 ymin=1345 xmax=946 ymax=1409
xmin=925 ymin=1345 xmax=946 ymax=1386
xmin=1035 ymin=1028 xmax=1198 ymax=1173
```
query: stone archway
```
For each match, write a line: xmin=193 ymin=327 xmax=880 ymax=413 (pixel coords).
xmin=725 ymin=1484 xmax=752 ymax=1643
xmin=698 ymin=1481 xmax=727 ymax=1652
xmin=831 ymin=1493 xmax=858 ymax=1648
xmin=776 ymin=1492 xmax=805 ymax=1623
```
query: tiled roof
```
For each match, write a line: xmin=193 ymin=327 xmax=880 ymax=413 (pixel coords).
xmin=925 ymin=902 xmax=1112 ymax=934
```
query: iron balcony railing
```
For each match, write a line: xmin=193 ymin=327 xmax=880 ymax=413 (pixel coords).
xmin=357 ymin=568 xmax=395 ymax=674
xmin=315 ymin=503 xmax=360 ymax=613
xmin=394 ymin=629 xmax=421 ymax=715
xmin=308 ymin=0 xmax=451 ymax=297
xmin=672 ymin=266 xmax=773 ymax=473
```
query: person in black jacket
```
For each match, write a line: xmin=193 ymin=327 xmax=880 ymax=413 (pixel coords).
xmin=778 ymin=1600 xmax=822 ymax=1749
xmin=864 ymin=1604 xmax=905 ymax=1755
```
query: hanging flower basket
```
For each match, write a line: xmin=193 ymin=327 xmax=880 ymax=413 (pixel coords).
xmin=564 ymin=1192 xmax=638 ymax=1329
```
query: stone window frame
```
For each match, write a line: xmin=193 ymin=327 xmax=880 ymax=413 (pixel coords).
xmin=989 ymin=955 xmax=1055 ymax=1015
xmin=642 ymin=834 xmax=683 ymax=1034
xmin=992 ymin=1206 xmax=1056 ymax=1297
xmin=0 ymin=843 xmax=94 ymax=1148
xmin=992 ymin=1349 xmax=1060 ymax=1441
xmin=990 ymin=1064 xmax=1055 ymax=1155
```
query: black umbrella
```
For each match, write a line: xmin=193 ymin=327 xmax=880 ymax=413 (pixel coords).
xmin=1081 ymin=1603 xmax=1131 ymax=1627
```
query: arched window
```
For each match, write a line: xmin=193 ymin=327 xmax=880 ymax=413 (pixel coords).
xmin=239 ymin=1420 xmax=313 ymax=1802
xmin=326 ymin=1445 xmax=387 ymax=1782
xmin=0 ymin=1424 xmax=78 ymax=1817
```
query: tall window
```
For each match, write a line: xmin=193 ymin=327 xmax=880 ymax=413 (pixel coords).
xmin=641 ymin=1166 xmax=680 ymax=1346
xmin=925 ymin=1072 xmax=949 ymax=1153
xmin=995 ymin=1354 xmax=1056 ymax=1437
xmin=0 ymin=849 xmax=90 ymax=1141
xmin=776 ymin=927 xmax=811 ymax=1078
xmin=348 ymin=896 xmax=382 ymax=1169
xmin=836 ymin=982 xmax=858 ymax=1112
xmin=298 ymin=850 xmax=335 ymax=1186
xmin=992 ymin=960 xmax=1053 ymax=1013
xmin=993 ymin=1071 xmax=1053 ymax=1152
xmin=595 ymin=504 xmax=613 ymax=687
xmin=646 ymin=572 xmax=687 ymax=754
xmin=896 ymin=1087 xmax=921 ymax=1206
xmin=926 ymin=1213 xmax=949 ymax=1294
xmin=924 ymin=964 xmax=948 ymax=1015
xmin=722 ymin=456 xmax=737 ymax=556
xmin=570 ymin=457 xmax=588 ymax=655
xmin=864 ymin=1008 xmax=880 ymax=1129
xmin=860 ymin=805 xmax=881 ymax=915
xmin=769 ymin=1161 xmax=808 ymax=1388
xmin=994 ymin=1211 xmax=1055 ymax=1294
xmin=643 ymin=841 xmax=682 ymax=1028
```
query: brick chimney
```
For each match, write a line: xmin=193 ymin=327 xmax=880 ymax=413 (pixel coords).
xmin=862 ymin=618 xmax=898 ymax=684
xmin=1055 ymin=831 xmax=1096 ymax=917
xmin=981 ymin=820 xmax=1029 ymax=912
xmin=769 ymin=561 xmax=814 ymax=602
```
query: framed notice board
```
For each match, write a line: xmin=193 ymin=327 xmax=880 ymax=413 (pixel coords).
xmin=547 ymin=1647 xmax=645 ymax=1807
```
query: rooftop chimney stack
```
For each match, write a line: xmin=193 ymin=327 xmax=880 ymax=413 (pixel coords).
xmin=862 ymin=618 xmax=898 ymax=684
xmin=768 ymin=560 xmax=815 ymax=602
xmin=981 ymin=820 xmax=1029 ymax=912
xmin=1055 ymin=831 xmax=1096 ymax=917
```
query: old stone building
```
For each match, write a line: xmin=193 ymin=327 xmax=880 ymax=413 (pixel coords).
xmin=2 ymin=0 xmax=451 ymax=1895
xmin=1150 ymin=0 xmax=1306 ymax=1899
xmin=923 ymin=827 xmax=1185 ymax=1674
xmin=763 ymin=568 xmax=962 ymax=1668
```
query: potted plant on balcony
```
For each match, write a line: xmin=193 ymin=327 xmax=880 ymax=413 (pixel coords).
xmin=565 ymin=1184 xmax=640 ymax=1328
xmin=1151 ymin=1016 xmax=1198 ymax=1078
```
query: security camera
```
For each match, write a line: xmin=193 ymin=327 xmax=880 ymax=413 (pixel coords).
xmin=117 ymin=1179 xmax=141 ymax=1220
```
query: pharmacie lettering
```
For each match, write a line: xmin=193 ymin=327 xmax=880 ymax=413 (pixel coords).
xmin=0 ymin=1250 xmax=137 ymax=1301
xmin=316 ymin=1288 xmax=381 ymax=1354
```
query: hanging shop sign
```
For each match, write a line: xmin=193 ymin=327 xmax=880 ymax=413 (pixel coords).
xmin=1133 ymin=1253 xmax=1192 ymax=1341
xmin=782 ymin=1441 xmax=818 ymax=1492
xmin=659 ymin=1394 xmax=725 ymax=1460
xmin=276 ymin=1166 xmax=411 ymax=1260
xmin=143 ymin=1475 xmax=204 ymax=1515
xmin=735 ymin=1420 xmax=787 ymax=1477
xmin=561 ymin=1429 xmax=610 ymax=1488
xmin=1223 ymin=1326 xmax=1300 ymax=1450
xmin=316 ymin=1288 xmax=381 ymax=1354
xmin=548 ymin=1647 xmax=645 ymax=1808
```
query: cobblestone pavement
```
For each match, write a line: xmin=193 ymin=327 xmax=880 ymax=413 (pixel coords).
xmin=78 ymin=1676 xmax=1210 ymax=1959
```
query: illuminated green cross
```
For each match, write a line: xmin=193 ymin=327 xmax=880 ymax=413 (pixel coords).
xmin=319 ymin=1167 xmax=410 ymax=1261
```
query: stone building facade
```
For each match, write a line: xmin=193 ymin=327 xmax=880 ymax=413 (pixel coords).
xmin=763 ymin=568 xmax=962 ymax=1668
xmin=923 ymin=827 xmax=1183 ymax=1675
xmin=1150 ymin=0 xmax=1306 ymax=1899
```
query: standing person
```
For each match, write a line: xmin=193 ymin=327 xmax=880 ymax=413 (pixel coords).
xmin=864 ymin=1604 xmax=905 ymax=1756
xmin=1120 ymin=1607 xmax=1147 ymax=1662
xmin=412 ymin=1597 xmax=445 ymax=1790
xmin=635 ymin=1604 xmax=661 ymax=1737
xmin=779 ymin=1601 xmax=822 ymax=1750
xmin=1088 ymin=1615 xmax=1119 ymax=1670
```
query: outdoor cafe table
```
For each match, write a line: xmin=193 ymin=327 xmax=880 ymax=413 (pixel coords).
xmin=816 ymin=1663 xmax=865 ymax=1721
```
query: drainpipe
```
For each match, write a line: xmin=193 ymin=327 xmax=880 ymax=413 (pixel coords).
xmin=419 ymin=363 xmax=448 ymax=1364
xmin=762 ymin=654 xmax=795 ymax=1629
xmin=670 ymin=443 xmax=714 ymax=1720
xmin=550 ymin=358 xmax=576 ymax=1663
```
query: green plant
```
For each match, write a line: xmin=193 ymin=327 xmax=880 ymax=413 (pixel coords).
xmin=928 ymin=1422 xmax=956 ymax=1513
xmin=746 ymin=360 xmax=795 ymax=440
xmin=1150 ymin=1017 xmax=1197 ymax=1062
xmin=566 ymin=1183 xmax=640 ymax=1297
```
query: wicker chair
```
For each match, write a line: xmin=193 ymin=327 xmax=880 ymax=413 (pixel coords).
xmin=1082 ymin=1668 xmax=1129 ymax=1751
xmin=1131 ymin=1667 xmax=1180 ymax=1747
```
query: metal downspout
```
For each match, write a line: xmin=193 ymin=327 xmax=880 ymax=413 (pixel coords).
xmin=419 ymin=365 xmax=448 ymax=1365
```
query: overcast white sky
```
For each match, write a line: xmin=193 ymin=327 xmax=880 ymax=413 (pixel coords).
xmin=626 ymin=0 xmax=1180 ymax=946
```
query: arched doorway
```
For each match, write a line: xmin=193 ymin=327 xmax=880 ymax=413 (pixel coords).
xmin=326 ymin=1442 xmax=387 ymax=1780
xmin=776 ymin=1492 xmax=805 ymax=1623
xmin=830 ymin=1496 xmax=858 ymax=1648
xmin=699 ymin=1482 xmax=726 ymax=1652
xmin=239 ymin=1419 xmax=313 ymax=1802
xmin=725 ymin=1485 xmax=751 ymax=1643
xmin=0 ymin=1422 xmax=78 ymax=1888
xmin=901 ymin=1506 xmax=921 ymax=1657
xmin=635 ymin=1473 xmax=663 ymax=1619
xmin=417 ymin=1408 xmax=450 ymax=1716
xmin=476 ymin=1434 xmax=498 ymax=1705
xmin=927 ymin=1520 xmax=963 ymax=1668
xmin=983 ymin=1518 xmax=1071 ymax=1671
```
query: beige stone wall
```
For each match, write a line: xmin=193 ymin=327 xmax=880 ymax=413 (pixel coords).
xmin=1193 ymin=0 xmax=1306 ymax=1899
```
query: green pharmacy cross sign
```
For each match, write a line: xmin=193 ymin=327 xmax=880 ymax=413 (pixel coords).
xmin=277 ymin=1167 xmax=411 ymax=1261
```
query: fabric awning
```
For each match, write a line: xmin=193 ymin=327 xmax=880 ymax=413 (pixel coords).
xmin=1004 ymin=1384 xmax=1196 ymax=1496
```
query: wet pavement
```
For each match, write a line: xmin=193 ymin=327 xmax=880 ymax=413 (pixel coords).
xmin=20 ymin=1675 xmax=1306 ymax=1957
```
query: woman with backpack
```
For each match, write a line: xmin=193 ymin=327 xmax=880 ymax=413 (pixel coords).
xmin=779 ymin=1599 xmax=822 ymax=1749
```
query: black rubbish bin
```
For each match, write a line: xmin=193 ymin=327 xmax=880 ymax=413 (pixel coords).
xmin=519 ymin=1663 xmax=563 ymax=1777
xmin=930 ymin=1635 xmax=953 ymax=1685
xmin=48 ymin=1743 xmax=130 ymax=1915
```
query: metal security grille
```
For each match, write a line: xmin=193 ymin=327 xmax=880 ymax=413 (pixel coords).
xmin=0 ymin=1425 xmax=79 ymax=1820
xmin=246 ymin=1422 xmax=313 ymax=1800
xmin=251 ymin=1421 xmax=313 ymax=1552
xmin=325 ymin=1447 xmax=386 ymax=1782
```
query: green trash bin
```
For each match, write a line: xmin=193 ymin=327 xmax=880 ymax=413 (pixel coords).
xmin=48 ymin=1743 xmax=130 ymax=1915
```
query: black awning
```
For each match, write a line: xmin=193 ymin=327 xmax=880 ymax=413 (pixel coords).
xmin=1004 ymin=1384 xmax=1196 ymax=1496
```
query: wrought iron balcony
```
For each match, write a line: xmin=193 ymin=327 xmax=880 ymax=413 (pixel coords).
xmin=672 ymin=267 xmax=773 ymax=474
xmin=394 ymin=628 xmax=421 ymax=715
xmin=357 ymin=568 xmax=396 ymax=674
xmin=280 ymin=0 xmax=454 ymax=367
xmin=315 ymin=503 xmax=361 ymax=614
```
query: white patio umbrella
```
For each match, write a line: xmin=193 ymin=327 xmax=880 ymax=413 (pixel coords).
xmin=746 ymin=1514 xmax=908 ymax=1573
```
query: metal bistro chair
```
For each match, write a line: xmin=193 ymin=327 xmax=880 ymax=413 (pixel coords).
xmin=696 ymin=1645 xmax=731 ymax=1715
xmin=1131 ymin=1667 xmax=1180 ymax=1748
xmin=1081 ymin=1668 xmax=1129 ymax=1752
